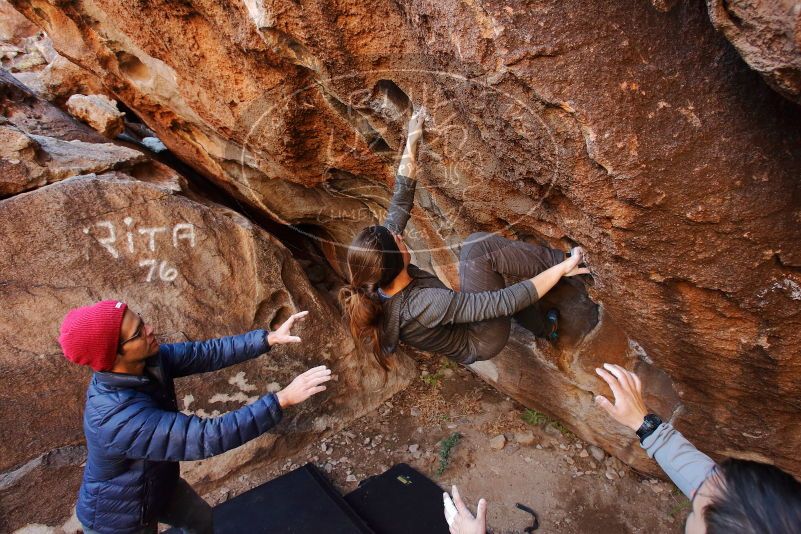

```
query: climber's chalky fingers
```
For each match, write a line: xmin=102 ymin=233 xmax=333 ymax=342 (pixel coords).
xmin=563 ymin=246 xmax=591 ymax=277
xmin=406 ymin=106 xmax=426 ymax=143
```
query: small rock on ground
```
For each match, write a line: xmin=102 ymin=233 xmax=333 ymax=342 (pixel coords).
xmin=515 ymin=432 xmax=536 ymax=446
xmin=490 ymin=434 xmax=507 ymax=450
xmin=588 ymin=445 xmax=606 ymax=462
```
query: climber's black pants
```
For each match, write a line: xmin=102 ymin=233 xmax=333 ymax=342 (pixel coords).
xmin=459 ymin=232 xmax=565 ymax=363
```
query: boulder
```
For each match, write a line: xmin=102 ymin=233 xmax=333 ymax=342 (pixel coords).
xmin=66 ymin=94 xmax=125 ymax=138
xmin=0 ymin=170 xmax=415 ymax=531
xmin=0 ymin=0 xmax=107 ymax=105
xmin=0 ymin=77 xmax=414 ymax=531
xmin=0 ymin=69 xmax=105 ymax=143
xmin=0 ymin=121 xmax=147 ymax=195
xmin=5 ymin=0 xmax=801 ymax=513
xmin=707 ymin=0 xmax=801 ymax=105
xmin=0 ymin=71 xmax=148 ymax=195
xmin=489 ymin=434 xmax=507 ymax=450
xmin=514 ymin=432 xmax=536 ymax=446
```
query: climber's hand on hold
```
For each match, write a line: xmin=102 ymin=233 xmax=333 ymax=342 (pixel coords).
xmin=594 ymin=363 xmax=648 ymax=431
xmin=446 ymin=485 xmax=487 ymax=534
xmin=406 ymin=107 xmax=426 ymax=145
xmin=275 ymin=365 xmax=332 ymax=408
xmin=562 ymin=246 xmax=590 ymax=277
xmin=564 ymin=266 xmax=591 ymax=277
xmin=266 ymin=311 xmax=308 ymax=346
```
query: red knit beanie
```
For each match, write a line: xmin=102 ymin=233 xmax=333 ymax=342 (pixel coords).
xmin=59 ymin=300 xmax=128 ymax=372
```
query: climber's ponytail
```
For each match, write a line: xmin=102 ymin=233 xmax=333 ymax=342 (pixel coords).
xmin=338 ymin=225 xmax=404 ymax=370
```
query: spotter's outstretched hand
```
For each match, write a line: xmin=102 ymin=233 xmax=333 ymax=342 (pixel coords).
xmin=594 ymin=363 xmax=648 ymax=431
xmin=267 ymin=311 xmax=308 ymax=346
xmin=445 ymin=485 xmax=487 ymax=534
xmin=276 ymin=365 xmax=332 ymax=408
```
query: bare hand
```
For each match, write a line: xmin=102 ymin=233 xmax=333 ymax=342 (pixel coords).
xmin=447 ymin=485 xmax=487 ymax=534
xmin=562 ymin=246 xmax=590 ymax=277
xmin=267 ymin=311 xmax=308 ymax=346
xmin=275 ymin=365 xmax=332 ymax=408
xmin=406 ymin=107 xmax=426 ymax=145
xmin=594 ymin=363 xmax=649 ymax=431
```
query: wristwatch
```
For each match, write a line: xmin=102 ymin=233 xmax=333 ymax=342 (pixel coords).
xmin=636 ymin=414 xmax=663 ymax=443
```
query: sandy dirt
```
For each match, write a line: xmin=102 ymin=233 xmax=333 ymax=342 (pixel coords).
xmin=204 ymin=350 xmax=690 ymax=534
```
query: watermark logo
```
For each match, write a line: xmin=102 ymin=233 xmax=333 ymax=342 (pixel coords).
xmin=225 ymin=56 xmax=561 ymax=257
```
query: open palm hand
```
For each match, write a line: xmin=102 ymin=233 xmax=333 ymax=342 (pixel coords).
xmin=267 ymin=311 xmax=308 ymax=346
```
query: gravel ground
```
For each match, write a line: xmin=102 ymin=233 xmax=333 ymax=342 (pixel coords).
xmin=204 ymin=351 xmax=690 ymax=534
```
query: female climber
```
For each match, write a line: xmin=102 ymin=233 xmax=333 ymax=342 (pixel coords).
xmin=339 ymin=108 xmax=589 ymax=369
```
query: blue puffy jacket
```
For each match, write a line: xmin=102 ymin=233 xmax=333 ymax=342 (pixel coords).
xmin=76 ymin=330 xmax=282 ymax=534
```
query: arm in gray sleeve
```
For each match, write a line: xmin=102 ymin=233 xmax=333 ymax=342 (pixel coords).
xmin=641 ymin=423 xmax=717 ymax=499
xmin=383 ymin=174 xmax=416 ymax=235
xmin=408 ymin=280 xmax=538 ymax=327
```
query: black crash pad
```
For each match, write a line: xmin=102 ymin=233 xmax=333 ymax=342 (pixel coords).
xmin=345 ymin=463 xmax=449 ymax=534
xmin=167 ymin=463 xmax=373 ymax=534
xmin=164 ymin=462 xmax=450 ymax=534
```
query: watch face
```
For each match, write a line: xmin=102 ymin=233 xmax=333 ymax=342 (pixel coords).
xmin=644 ymin=414 xmax=662 ymax=428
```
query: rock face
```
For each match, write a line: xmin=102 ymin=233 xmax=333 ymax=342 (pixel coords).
xmin=0 ymin=71 xmax=143 ymax=195
xmin=0 ymin=0 xmax=106 ymax=105
xmin=0 ymin=121 xmax=143 ymax=194
xmin=2 ymin=0 xmax=801 ymax=526
xmin=707 ymin=0 xmax=801 ymax=105
xmin=0 ymin=69 xmax=414 ymax=531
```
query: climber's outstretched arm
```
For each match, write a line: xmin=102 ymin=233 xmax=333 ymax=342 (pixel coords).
xmin=384 ymin=108 xmax=425 ymax=235
xmin=397 ymin=109 xmax=424 ymax=179
xmin=530 ymin=247 xmax=589 ymax=299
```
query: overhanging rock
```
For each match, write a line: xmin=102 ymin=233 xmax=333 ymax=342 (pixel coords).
xmin=3 ymin=0 xmax=801 ymax=523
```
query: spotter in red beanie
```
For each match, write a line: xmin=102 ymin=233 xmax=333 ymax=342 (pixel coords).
xmin=59 ymin=300 xmax=128 ymax=372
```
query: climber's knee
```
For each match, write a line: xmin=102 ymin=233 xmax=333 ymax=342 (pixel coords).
xmin=467 ymin=319 xmax=510 ymax=361
xmin=469 ymin=340 xmax=506 ymax=362
xmin=460 ymin=232 xmax=492 ymax=262
xmin=465 ymin=232 xmax=491 ymax=243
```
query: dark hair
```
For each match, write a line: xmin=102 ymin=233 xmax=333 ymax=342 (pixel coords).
xmin=704 ymin=459 xmax=801 ymax=534
xmin=338 ymin=225 xmax=404 ymax=370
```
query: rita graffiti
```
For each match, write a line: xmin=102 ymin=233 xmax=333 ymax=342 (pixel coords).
xmin=83 ymin=217 xmax=196 ymax=283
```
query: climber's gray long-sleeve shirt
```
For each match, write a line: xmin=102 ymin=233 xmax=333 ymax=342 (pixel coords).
xmin=641 ymin=423 xmax=717 ymax=498
xmin=383 ymin=174 xmax=417 ymax=236
xmin=380 ymin=175 xmax=539 ymax=362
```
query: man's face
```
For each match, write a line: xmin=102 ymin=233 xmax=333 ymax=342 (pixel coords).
xmin=117 ymin=308 xmax=159 ymax=363
xmin=685 ymin=476 xmax=718 ymax=534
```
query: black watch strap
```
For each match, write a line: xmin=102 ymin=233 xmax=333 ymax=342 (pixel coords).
xmin=636 ymin=414 xmax=663 ymax=444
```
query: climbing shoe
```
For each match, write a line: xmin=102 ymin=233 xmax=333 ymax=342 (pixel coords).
xmin=545 ymin=308 xmax=559 ymax=342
